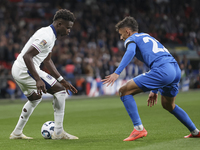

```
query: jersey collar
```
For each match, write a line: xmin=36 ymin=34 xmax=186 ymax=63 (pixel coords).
xmin=50 ymin=24 xmax=57 ymax=38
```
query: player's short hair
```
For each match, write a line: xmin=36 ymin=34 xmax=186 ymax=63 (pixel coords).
xmin=115 ymin=16 xmax=138 ymax=32
xmin=53 ymin=9 xmax=75 ymax=22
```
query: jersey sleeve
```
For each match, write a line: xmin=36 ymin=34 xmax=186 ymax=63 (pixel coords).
xmin=32 ymin=32 xmax=51 ymax=53
xmin=114 ymin=42 xmax=136 ymax=75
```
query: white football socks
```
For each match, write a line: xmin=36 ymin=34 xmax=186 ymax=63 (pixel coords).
xmin=53 ymin=90 xmax=66 ymax=135
xmin=191 ymin=128 xmax=199 ymax=136
xmin=134 ymin=124 xmax=144 ymax=131
xmin=13 ymin=98 xmax=42 ymax=135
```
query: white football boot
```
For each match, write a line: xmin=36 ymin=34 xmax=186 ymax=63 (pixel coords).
xmin=51 ymin=130 xmax=78 ymax=140
xmin=9 ymin=132 xmax=33 ymax=139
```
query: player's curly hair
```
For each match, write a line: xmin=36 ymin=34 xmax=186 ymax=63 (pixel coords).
xmin=115 ymin=16 xmax=138 ymax=32
xmin=53 ymin=9 xmax=75 ymax=22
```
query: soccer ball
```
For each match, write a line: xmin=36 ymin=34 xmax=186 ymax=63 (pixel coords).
xmin=41 ymin=121 xmax=55 ymax=139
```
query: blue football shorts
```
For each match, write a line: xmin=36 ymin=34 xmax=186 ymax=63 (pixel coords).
xmin=133 ymin=62 xmax=181 ymax=97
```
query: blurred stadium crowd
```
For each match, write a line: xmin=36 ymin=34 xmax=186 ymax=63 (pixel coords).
xmin=0 ymin=0 xmax=200 ymax=98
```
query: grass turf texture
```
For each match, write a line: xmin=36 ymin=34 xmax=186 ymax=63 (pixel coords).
xmin=0 ymin=90 xmax=200 ymax=150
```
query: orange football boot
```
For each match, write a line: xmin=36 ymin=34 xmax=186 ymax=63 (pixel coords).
xmin=123 ymin=128 xmax=148 ymax=141
xmin=184 ymin=132 xmax=200 ymax=138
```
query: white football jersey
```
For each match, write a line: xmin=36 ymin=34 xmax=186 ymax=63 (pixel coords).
xmin=15 ymin=25 xmax=56 ymax=70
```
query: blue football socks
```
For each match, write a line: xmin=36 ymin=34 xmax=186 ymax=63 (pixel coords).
xmin=120 ymin=95 xmax=142 ymax=126
xmin=170 ymin=105 xmax=196 ymax=131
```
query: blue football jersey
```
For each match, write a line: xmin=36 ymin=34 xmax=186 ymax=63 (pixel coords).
xmin=115 ymin=33 xmax=177 ymax=75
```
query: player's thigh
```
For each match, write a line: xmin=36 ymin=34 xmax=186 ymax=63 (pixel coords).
xmin=36 ymin=70 xmax=65 ymax=94
xmin=33 ymin=70 xmax=66 ymax=95
xmin=27 ymin=71 xmax=65 ymax=99
xmin=14 ymin=79 xmax=40 ymax=100
xmin=12 ymin=66 xmax=38 ymax=97
xmin=12 ymin=65 xmax=62 ymax=97
xmin=119 ymin=79 xmax=143 ymax=96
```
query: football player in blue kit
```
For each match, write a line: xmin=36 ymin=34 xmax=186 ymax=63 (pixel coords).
xmin=102 ymin=16 xmax=200 ymax=141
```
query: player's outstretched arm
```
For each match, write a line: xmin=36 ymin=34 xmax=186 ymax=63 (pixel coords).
xmin=147 ymin=91 xmax=158 ymax=107
xmin=102 ymin=44 xmax=136 ymax=87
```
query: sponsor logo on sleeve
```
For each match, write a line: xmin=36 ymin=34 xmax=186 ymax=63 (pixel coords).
xmin=40 ymin=40 xmax=47 ymax=46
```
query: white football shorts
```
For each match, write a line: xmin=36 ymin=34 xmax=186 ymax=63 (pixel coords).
xmin=11 ymin=61 xmax=57 ymax=97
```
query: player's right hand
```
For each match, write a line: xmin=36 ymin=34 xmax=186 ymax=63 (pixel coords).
xmin=101 ymin=73 xmax=119 ymax=87
xmin=36 ymin=79 xmax=47 ymax=95
xmin=147 ymin=91 xmax=158 ymax=107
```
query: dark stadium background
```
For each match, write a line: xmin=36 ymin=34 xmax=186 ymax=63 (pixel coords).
xmin=1 ymin=0 xmax=200 ymax=99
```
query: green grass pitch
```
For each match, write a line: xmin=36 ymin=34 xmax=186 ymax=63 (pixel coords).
xmin=0 ymin=90 xmax=200 ymax=150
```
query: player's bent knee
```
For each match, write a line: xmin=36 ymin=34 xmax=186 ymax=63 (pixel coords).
xmin=27 ymin=92 xmax=41 ymax=101
xmin=119 ymin=86 xmax=127 ymax=97
xmin=119 ymin=79 xmax=143 ymax=97
xmin=48 ymin=81 xmax=65 ymax=95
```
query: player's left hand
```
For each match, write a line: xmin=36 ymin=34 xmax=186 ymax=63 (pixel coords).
xmin=101 ymin=73 xmax=119 ymax=86
xmin=60 ymin=80 xmax=78 ymax=95
xmin=147 ymin=91 xmax=158 ymax=107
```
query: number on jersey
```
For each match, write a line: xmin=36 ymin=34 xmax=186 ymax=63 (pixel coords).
xmin=143 ymin=37 xmax=169 ymax=54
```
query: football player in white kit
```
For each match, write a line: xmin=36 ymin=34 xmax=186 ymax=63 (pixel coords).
xmin=10 ymin=9 xmax=78 ymax=140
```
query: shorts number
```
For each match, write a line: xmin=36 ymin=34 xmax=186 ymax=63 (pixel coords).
xmin=143 ymin=37 xmax=169 ymax=54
